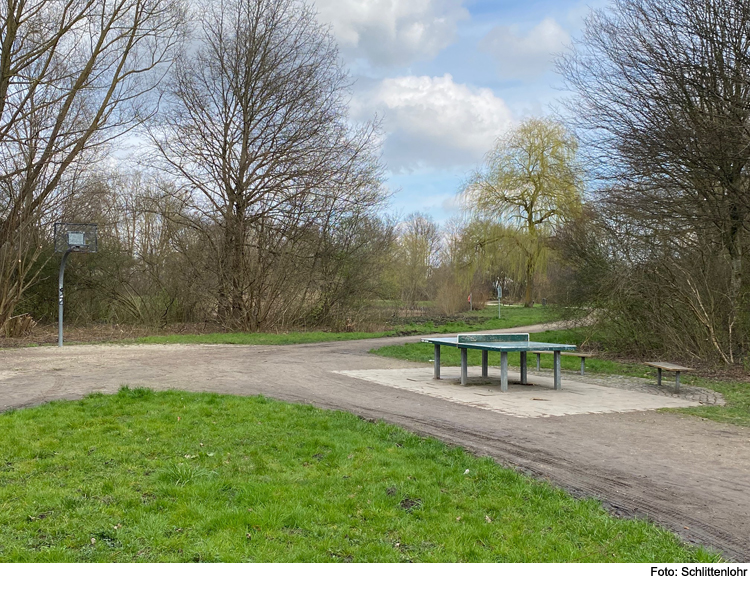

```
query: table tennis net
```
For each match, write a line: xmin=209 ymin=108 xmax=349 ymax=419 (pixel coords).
xmin=456 ymin=333 xmax=530 ymax=343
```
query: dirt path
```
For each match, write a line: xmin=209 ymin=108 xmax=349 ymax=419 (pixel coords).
xmin=1 ymin=327 xmax=749 ymax=561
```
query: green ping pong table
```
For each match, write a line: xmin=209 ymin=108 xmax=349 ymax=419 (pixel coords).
xmin=421 ymin=333 xmax=577 ymax=391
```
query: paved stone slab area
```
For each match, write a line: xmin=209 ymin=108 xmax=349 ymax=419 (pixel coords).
xmin=335 ymin=367 xmax=702 ymax=418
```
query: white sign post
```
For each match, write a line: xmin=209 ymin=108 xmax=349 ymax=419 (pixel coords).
xmin=494 ymin=278 xmax=502 ymax=319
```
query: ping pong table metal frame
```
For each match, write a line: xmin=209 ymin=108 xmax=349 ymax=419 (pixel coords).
xmin=421 ymin=334 xmax=577 ymax=391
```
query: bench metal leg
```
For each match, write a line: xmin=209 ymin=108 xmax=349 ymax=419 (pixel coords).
xmin=553 ymin=351 xmax=561 ymax=390
xmin=460 ymin=348 xmax=468 ymax=386
xmin=675 ymin=371 xmax=680 ymax=392
xmin=481 ymin=350 xmax=488 ymax=377
xmin=580 ymin=356 xmax=585 ymax=376
xmin=536 ymin=353 xmax=541 ymax=371
xmin=520 ymin=351 xmax=527 ymax=385
xmin=433 ymin=344 xmax=441 ymax=380
xmin=657 ymin=367 xmax=662 ymax=386
xmin=500 ymin=351 xmax=508 ymax=391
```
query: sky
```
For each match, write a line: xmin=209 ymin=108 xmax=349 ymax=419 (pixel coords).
xmin=310 ymin=0 xmax=610 ymax=222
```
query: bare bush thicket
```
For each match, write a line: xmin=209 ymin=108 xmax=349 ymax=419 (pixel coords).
xmin=434 ymin=282 xmax=466 ymax=316
xmin=389 ymin=213 xmax=441 ymax=305
xmin=14 ymin=165 xmax=393 ymax=331
xmin=16 ymin=171 xmax=206 ymax=325
xmin=554 ymin=202 xmax=748 ymax=363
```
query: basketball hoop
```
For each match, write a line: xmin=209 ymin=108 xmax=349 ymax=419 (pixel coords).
xmin=54 ymin=222 xmax=98 ymax=346
xmin=54 ymin=222 xmax=98 ymax=254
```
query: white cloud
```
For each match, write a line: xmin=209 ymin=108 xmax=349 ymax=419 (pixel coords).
xmin=479 ymin=18 xmax=570 ymax=81
xmin=313 ymin=0 xmax=469 ymax=67
xmin=352 ymin=74 xmax=514 ymax=172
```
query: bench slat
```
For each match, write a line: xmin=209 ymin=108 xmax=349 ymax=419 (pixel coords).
xmin=531 ymin=351 xmax=595 ymax=358
xmin=644 ymin=362 xmax=693 ymax=372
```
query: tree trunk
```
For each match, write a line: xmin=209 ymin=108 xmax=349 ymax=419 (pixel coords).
xmin=0 ymin=217 xmax=37 ymax=332
xmin=218 ymin=208 xmax=249 ymax=330
xmin=524 ymin=256 xmax=534 ymax=307
xmin=726 ymin=226 xmax=743 ymax=364
xmin=524 ymin=219 xmax=537 ymax=307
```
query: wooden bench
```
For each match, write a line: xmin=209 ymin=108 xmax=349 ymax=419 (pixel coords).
xmin=644 ymin=362 xmax=693 ymax=392
xmin=531 ymin=351 xmax=596 ymax=375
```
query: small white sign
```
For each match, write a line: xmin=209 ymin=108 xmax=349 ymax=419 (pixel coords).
xmin=67 ymin=231 xmax=86 ymax=246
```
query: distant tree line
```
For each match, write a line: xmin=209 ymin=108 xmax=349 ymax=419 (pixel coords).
xmin=3 ymin=0 xmax=749 ymax=370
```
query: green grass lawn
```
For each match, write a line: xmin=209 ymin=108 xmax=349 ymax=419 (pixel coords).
xmin=666 ymin=379 xmax=750 ymax=428
xmin=371 ymin=328 xmax=750 ymax=429
xmin=133 ymin=305 xmax=563 ymax=346
xmin=0 ymin=388 xmax=718 ymax=562
xmin=135 ymin=330 xmax=397 ymax=346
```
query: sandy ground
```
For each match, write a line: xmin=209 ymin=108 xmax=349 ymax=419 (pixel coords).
xmin=1 ymin=326 xmax=749 ymax=561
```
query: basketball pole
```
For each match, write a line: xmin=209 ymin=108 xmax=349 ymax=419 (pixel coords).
xmin=58 ymin=248 xmax=72 ymax=347
xmin=54 ymin=222 xmax=98 ymax=347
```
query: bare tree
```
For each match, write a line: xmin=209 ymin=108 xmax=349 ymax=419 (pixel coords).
xmin=559 ymin=0 xmax=750 ymax=360
xmin=393 ymin=213 xmax=441 ymax=305
xmin=150 ymin=0 xmax=387 ymax=330
xmin=0 ymin=0 xmax=186 ymax=330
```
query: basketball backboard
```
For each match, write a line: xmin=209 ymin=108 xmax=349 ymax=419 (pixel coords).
xmin=54 ymin=223 xmax=98 ymax=253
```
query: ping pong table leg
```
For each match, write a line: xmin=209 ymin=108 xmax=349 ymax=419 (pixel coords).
xmin=553 ymin=351 xmax=561 ymax=390
xmin=536 ymin=353 xmax=541 ymax=371
xmin=433 ymin=344 xmax=441 ymax=380
xmin=520 ymin=351 xmax=527 ymax=384
xmin=481 ymin=350 xmax=488 ymax=377
xmin=500 ymin=351 xmax=508 ymax=391
xmin=460 ymin=348 xmax=468 ymax=385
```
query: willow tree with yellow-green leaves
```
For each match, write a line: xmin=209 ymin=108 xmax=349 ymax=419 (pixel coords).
xmin=465 ymin=118 xmax=582 ymax=307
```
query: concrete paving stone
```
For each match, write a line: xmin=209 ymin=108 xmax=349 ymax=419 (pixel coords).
xmin=334 ymin=367 xmax=703 ymax=418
